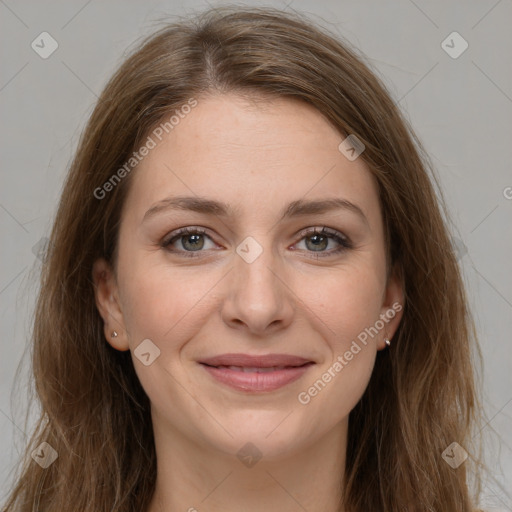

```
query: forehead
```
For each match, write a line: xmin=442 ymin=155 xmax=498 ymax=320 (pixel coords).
xmin=123 ymin=93 xmax=380 ymax=225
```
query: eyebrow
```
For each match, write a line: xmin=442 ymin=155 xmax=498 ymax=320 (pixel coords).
xmin=142 ymin=195 xmax=368 ymax=225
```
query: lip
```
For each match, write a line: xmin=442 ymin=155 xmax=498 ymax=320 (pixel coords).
xmin=199 ymin=353 xmax=315 ymax=392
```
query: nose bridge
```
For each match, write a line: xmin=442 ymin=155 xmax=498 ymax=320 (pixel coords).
xmin=235 ymin=236 xmax=282 ymax=306
xmin=221 ymin=235 xmax=294 ymax=334
xmin=238 ymin=244 xmax=278 ymax=296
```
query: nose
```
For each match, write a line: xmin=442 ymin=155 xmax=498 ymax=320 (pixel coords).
xmin=220 ymin=244 xmax=295 ymax=336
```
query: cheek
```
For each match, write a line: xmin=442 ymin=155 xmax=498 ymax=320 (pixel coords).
xmin=303 ymin=261 xmax=385 ymax=345
xmin=293 ymin=260 xmax=383 ymax=411
xmin=295 ymin=268 xmax=381 ymax=428
xmin=117 ymin=254 xmax=219 ymax=348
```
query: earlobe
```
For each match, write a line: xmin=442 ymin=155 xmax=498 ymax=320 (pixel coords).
xmin=92 ymin=258 xmax=130 ymax=351
xmin=379 ymin=264 xmax=405 ymax=350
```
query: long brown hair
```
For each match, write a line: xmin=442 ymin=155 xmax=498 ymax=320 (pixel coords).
xmin=3 ymin=6 xmax=488 ymax=511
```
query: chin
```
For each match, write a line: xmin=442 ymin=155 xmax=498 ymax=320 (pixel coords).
xmin=200 ymin=411 xmax=318 ymax=462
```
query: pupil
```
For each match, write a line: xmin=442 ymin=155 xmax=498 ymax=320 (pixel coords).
xmin=183 ymin=234 xmax=204 ymax=251
xmin=307 ymin=234 xmax=327 ymax=251
xmin=180 ymin=233 xmax=330 ymax=252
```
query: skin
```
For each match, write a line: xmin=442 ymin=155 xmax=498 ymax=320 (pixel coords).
xmin=93 ymin=93 xmax=403 ymax=512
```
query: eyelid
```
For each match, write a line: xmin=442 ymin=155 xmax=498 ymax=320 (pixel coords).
xmin=291 ymin=226 xmax=352 ymax=257
xmin=161 ymin=225 xmax=352 ymax=257
xmin=161 ymin=226 xmax=216 ymax=247
xmin=295 ymin=226 xmax=350 ymax=243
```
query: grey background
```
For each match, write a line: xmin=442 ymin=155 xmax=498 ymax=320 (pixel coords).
xmin=1 ymin=0 xmax=511 ymax=508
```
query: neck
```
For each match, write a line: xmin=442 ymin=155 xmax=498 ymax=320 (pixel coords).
xmin=146 ymin=413 xmax=348 ymax=512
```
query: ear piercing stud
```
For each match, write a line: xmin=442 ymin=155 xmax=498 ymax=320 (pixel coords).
xmin=111 ymin=331 xmax=118 ymax=338
xmin=385 ymin=338 xmax=391 ymax=347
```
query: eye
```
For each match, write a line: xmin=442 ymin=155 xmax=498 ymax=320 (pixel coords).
xmin=161 ymin=226 xmax=352 ymax=259
xmin=162 ymin=227 xmax=218 ymax=255
xmin=294 ymin=227 xmax=352 ymax=257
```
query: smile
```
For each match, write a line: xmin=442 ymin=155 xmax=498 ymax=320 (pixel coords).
xmin=198 ymin=353 xmax=315 ymax=392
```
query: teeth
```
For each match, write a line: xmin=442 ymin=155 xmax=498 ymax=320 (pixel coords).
xmin=221 ymin=365 xmax=287 ymax=373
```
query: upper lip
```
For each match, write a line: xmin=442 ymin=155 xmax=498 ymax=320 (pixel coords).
xmin=199 ymin=353 xmax=314 ymax=368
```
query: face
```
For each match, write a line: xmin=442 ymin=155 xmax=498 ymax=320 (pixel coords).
xmin=93 ymin=93 xmax=403 ymax=461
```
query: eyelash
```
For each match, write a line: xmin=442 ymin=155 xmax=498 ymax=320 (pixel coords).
xmin=161 ymin=226 xmax=352 ymax=259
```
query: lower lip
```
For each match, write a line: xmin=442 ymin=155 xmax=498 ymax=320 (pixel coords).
xmin=200 ymin=364 xmax=314 ymax=392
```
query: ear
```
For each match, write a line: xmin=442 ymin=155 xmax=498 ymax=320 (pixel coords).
xmin=377 ymin=263 xmax=404 ymax=351
xmin=92 ymin=258 xmax=129 ymax=351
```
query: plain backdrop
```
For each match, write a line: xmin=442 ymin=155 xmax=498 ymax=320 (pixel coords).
xmin=1 ymin=0 xmax=511 ymax=509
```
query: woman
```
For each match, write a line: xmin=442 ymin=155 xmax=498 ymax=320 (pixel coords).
xmin=3 ymin=6 xmax=488 ymax=511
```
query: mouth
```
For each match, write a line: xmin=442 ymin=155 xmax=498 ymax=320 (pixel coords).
xmin=198 ymin=354 xmax=315 ymax=392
